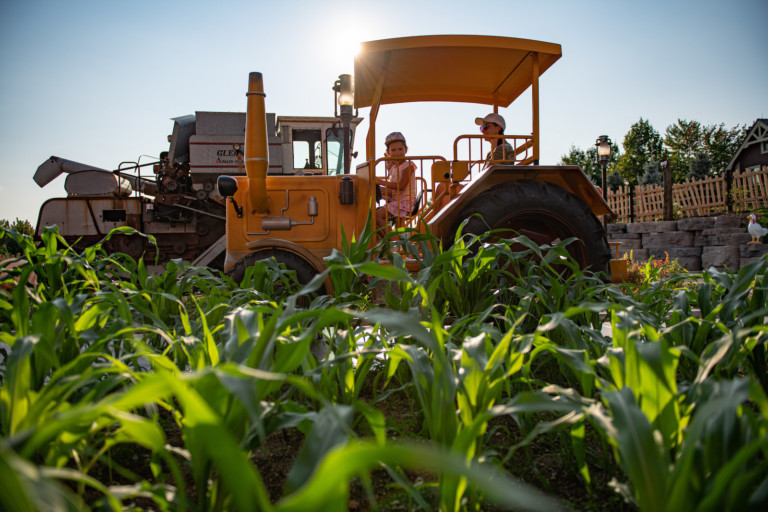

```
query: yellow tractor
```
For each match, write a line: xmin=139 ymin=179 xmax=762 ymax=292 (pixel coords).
xmin=217 ymin=35 xmax=622 ymax=290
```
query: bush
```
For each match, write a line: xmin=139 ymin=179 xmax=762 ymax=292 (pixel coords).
xmin=639 ymin=159 xmax=663 ymax=185
xmin=0 ymin=218 xmax=33 ymax=258
xmin=623 ymin=251 xmax=687 ymax=286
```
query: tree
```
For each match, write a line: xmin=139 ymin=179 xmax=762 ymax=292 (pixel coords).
xmin=560 ymin=145 xmax=599 ymax=184
xmin=688 ymin=152 xmax=712 ymax=180
xmin=607 ymin=170 xmax=625 ymax=191
xmin=706 ymin=123 xmax=747 ymax=175
xmin=664 ymin=119 xmax=747 ymax=180
xmin=616 ymin=118 xmax=665 ymax=185
xmin=0 ymin=218 xmax=34 ymax=257
xmin=639 ymin=159 xmax=663 ymax=185
xmin=559 ymin=142 xmax=621 ymax=186
xmin=664 ymin=119 xmax=705 ymax=182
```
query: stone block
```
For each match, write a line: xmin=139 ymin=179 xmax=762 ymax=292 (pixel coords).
xmin=609 ymin=233 xmax=641 ymax=239
xmin=695 ymin=228 xmax=751 ymax=246
xmin=606 ymin=223 xmax=627 ymax=234
xmin=702 ymin=246 xmax=740 ymax=270
xmin=627 ymin=248 xmax=649 ymax=261
xmin=741 ymin=256 xmax=768 ymax=267
xmin=627 ymin=221 xmax=677 ymax=234
xmin=740 ymin=244 xmax=768 ymax=258
xmin=627 ymin=222 xmax=659 ymax=234
xmin=678 ymin=257 xmax=702 ymax=271
xmin=677 ymin=217 xmax=716 ymax=231
xmin=611 ymin=238 xmax=642 ymax=250
xmin=653 ymin=221 xmax=679 ymax=232
xmin=643 ymin=231 xmax=694 ymax=248
xmin=695 ymin=233 xmax=721 ymax=247
xmin=714 ymin=216 xmax=744 ymax=229
xmin=725 ymin=233 xmax=753 ymax=245
xmin=645 ymin=248 xmax=702 ymax=271
xmin=647 ymin=247 xmax=702 ymax=259
xmin=700 ymin=227 xmax=743 ymax=236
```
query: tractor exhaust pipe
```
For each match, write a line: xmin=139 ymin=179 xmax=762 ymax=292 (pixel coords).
xmin=245 ymin=72 xmax=269 ymax=214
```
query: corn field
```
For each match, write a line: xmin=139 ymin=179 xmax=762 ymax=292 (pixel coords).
xmin=1 ymin=222 xmax=767 ymax=512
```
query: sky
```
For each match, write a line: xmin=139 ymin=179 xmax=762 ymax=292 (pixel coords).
xmin=1 ymin=0 xmax=766 ymax=225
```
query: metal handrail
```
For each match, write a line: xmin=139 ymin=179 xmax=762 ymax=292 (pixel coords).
xmin=373 ymin=155 xmax=446 ymax=230
xmin=452 ymin=133 xmax=534 ymax=179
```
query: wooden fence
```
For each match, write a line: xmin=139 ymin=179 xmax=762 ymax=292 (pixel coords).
xmin=607 ymin=165 xmax=768 ymax=222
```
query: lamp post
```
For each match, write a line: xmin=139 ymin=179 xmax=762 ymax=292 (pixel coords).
xmin=595 ymin=135 xmax=612 ymax=199
xmin=333 ymin=74 xmax=354 ymax=174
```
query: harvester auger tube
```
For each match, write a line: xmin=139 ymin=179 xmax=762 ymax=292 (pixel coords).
xmin=245 ymin=72 xmax=269 ymax=214
xmin=33 ymin=156 xmax=109 ymax=187
xmin=34 ymin=155 xmax=158 ymax=196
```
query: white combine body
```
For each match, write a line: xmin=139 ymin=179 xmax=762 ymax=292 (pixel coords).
xmin=34 ymin=111 xmax=360 ymax=271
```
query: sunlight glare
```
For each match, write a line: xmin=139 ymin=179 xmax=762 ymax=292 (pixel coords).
xmin=327 ymin=29 xmax=363 ymax=74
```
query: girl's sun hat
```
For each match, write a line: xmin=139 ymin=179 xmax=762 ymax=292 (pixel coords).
xmin=385 ymin=131 xmax=406 ymax=147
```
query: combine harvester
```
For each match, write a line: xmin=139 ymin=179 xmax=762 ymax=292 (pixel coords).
xmin=33 ymin=110 xmax=360 ymax=272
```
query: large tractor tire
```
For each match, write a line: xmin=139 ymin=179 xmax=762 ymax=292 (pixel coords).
xmin=228 ymin=249 xmax=327 ymax=295
xmin=446 ymin=180 xmax=611 ymax=276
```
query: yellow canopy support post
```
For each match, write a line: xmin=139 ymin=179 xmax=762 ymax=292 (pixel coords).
xmin=532 ymin=52 xmax=540 ymax=164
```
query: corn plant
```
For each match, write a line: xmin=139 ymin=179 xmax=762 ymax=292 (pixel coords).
xmin=4 ymin=222 xmax=768 ymax=511
xmin=363 ymin=305 xmax=563 ymax=511
xmin=587 ymin=304 xmax=768 ymax=511
xmin=323 ymin=212 xmax=377 ymax=306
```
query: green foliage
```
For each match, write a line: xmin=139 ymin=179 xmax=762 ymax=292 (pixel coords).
xmin=0 ymin=218 xmax=34 ymax=258
xmin=616 ymin=118 xmax=666 ymax=186
xmin=565 ymin=118 xmax=748 ymax=187
xmin=606 ymin=170 xmax=624 ymax=191
xmin=623 ymin=252 xmax=687 ymax=287
xmin=559 ymin=143 xmax=621 ymax=186
xmin=1 ymin=224 xmax=767 ymax=511
xmin=323 ymin=210 xmax=377 ymax=306
xmin=664 ymin=119 xmax=747 ymax=180
xmin=706 ymin=122 xmax=747 ymax=174
xmin=639 ymin=159 xmax=663 ymax=185
xmin=688 ymin=151 xmax=712 ymax=180
xmin=664 ymin=119 xmax=707 ymax=182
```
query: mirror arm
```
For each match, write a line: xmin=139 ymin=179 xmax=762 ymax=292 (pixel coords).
xmin=228 ymin=197 xmax=243 ymax=218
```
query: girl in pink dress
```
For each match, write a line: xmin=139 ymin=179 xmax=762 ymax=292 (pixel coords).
xmin=376 ymin=132 xmax=417 ymax=230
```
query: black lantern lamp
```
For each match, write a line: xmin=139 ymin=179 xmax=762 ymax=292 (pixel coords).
xmin=595 ymin=135 xmax=612 ymax=198
xmin=333 ymin=74 xmax=355 ymax=174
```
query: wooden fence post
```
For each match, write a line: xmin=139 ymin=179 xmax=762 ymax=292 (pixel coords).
xmin=725 ymin=167 xmax=733 ymax=212
xmin=662 ymin=161 xmax=673 ymax=220
xmin=629 ymin=184 xmax=635 ymax=223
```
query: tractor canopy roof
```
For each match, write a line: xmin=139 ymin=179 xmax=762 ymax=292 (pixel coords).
xmin=353 ymin=35 xmax=562 ymax=109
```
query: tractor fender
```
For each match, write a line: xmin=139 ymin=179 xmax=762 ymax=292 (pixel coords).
xmin=427 ymin=164 xmax=612 ymax=242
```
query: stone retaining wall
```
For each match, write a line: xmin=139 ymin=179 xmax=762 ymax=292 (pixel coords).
xmin=607 ymin=215 xmax=768 ymax=271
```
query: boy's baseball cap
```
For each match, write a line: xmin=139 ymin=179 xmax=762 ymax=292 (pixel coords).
xmin=385 ymin=131 xmax=406 ymax=146
xmin=475 ymin=113 xmax=506 ymax=131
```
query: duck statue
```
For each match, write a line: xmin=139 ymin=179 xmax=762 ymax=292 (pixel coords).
xmin=747 ymin=213 xmax=768 ymax=244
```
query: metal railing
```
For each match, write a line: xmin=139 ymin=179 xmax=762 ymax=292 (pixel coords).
xmin=369 ymin=134 xmax=535 ymax=230
xmin=452 ymin=134 xmax=534 ymax=176
xmin=373 ymin=155 xmax=446 ymax=230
